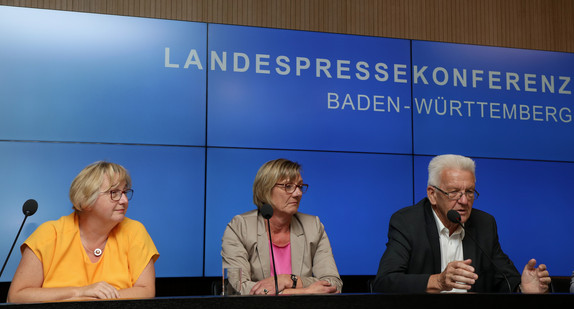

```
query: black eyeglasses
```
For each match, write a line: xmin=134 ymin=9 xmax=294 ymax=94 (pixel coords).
xmin=102 ymin=189 xmax=134 ymax=201
xmin=432 ymin=185 xmax=479 ymax=201
xmin=275 ymin=183 xmax=309 ymax=194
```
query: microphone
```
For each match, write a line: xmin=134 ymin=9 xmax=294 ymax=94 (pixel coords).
xmin=261 ymin=203 xmax=273 ymax=220
xmin=0 ymin=199 xmax=38 ymax=279
xmin=261 ymin=204 xmax=279 ymax=295
xmin=447 ymin=209 xmax=512 ymax=292
xmin=23 ymin=199 xmax=38 ymax=216
xmin=446 ymin=209 xmax=462 ymax=224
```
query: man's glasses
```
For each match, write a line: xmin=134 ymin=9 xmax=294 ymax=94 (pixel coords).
xmin=432 ymin=185 xmax=479 ymax=201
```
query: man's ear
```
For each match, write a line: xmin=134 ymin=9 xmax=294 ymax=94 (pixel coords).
xmin=427 ymin=186 xmax=437 ymax=205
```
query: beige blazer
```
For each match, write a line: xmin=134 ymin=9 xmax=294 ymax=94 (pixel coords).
xmin=222 ymin=209 xmax=342 ymax=294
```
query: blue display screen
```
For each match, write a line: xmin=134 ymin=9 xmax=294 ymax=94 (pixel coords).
xmin=0 ymin=141 xmax=206 ymax=278
xmin=207 ymin=24 xmax=412 ymax=153
xmin=1 ymin=6 xmax=573 ymax=283
xmin=204 ymin=148 xmax=413 ymax=276
xmin=413 ymin=41 xmax=574 ymax=161
xmin=0 ymin=7 xmax=207 ymax=146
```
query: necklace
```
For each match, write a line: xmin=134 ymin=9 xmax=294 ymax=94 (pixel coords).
xmin=81 ymin=238 xmax=107 ymax=257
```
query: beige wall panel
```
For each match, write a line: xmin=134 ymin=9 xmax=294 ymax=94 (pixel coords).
xmin=1 ymin=0 xmax=573 ymax=52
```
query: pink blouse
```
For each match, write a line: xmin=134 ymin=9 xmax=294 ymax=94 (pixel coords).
xmin=270 ymin=242 xmax=292 ymax=275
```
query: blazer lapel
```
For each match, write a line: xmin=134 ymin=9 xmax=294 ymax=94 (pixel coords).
xmin=462 ymin=223 xmax=478 ymax=265
xmin=290 ymin=214 xmax=305 ymax=275
xmin=462 ymin=222 xmax=478 ymax=292
xmin=257 ymin=214 xmax=271 ymax=278
xmin=423 ymin=199 xmax=442 ymax=273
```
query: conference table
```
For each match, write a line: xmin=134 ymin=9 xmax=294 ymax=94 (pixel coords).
xmin=1 ymin=293 xmax=572 ymax=308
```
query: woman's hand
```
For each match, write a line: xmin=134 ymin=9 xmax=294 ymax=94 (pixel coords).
xmin=301 ymin=281 xmax=338 ymax=294
xmin=249 ymin=275 xmax=292 ymax=295
xmin=77 ymin=281 xmax=120 ymax=299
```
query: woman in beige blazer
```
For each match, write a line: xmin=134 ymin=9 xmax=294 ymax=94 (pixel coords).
xmin=222 ymin=158 xmax=342 ymax=295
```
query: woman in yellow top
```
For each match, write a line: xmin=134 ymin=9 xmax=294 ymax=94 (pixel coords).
xmin=7 ymin=161 xmax=159 ymax=303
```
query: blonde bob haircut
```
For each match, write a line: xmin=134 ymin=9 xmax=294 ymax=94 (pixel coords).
xmin=69 ymin=161 xmax=132 ymax=212
xmin=253 ymin=158 xmax=302 ymax=209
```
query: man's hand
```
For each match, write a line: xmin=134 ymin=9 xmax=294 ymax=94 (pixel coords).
xmin=428 ymin=259 xmax=478 ymax=292
xmin=520 ymin=259 xmax=551 ymax=294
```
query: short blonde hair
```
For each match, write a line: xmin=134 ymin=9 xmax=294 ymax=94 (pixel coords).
xmin=69 ymin=161 xmax=132 ymax=212
xmin=253 ymin=158 xmax=302 ymax=208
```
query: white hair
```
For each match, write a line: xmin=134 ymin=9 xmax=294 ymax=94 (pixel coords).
xmin=427 ymin=154 xmax=476 ymax=187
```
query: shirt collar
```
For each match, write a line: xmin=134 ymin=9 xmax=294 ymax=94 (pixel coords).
xmin=432 ymin=207 xmax=465 ymax=238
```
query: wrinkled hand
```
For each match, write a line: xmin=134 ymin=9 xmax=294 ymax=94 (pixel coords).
xmin=520 ymin=259 xmax=551 ymax=294
xmin=303 ymin=281 xmax=338 ymax=294
xmin=77 ymin=281 xmax=120 ymax=299
xmin=250 ymin=275 xmax=290 ymax=295
xmin=437 ymin=259 xmax=478 ymax=291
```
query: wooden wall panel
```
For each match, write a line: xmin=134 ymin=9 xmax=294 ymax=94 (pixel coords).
xmin=1 ymin=0 xmax=573 ymax=53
